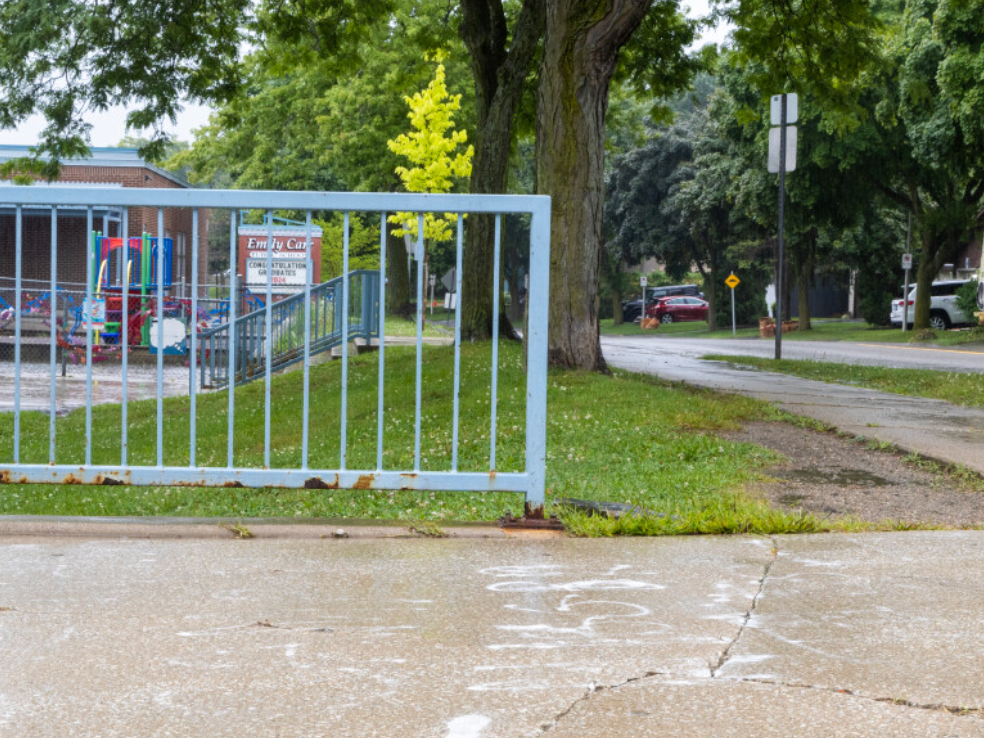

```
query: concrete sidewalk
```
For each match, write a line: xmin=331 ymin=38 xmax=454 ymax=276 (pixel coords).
xmin=602 ymin=337 xmax=984 ymax=476
xmin=1 ymin=533 xmax=983 ymax=737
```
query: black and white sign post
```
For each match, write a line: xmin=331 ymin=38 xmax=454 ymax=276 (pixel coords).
xmin=640 ymin=275 xmax=648 ymax=321
xmin=769 ymin=93 xmax=797 ymax=360
xmin=902 ymin=213 xmax=912 ymax=333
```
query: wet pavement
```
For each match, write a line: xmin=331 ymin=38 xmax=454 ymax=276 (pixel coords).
xmin=614 ymin=335 xmax=984 ymax=372
xmin=602 ymin=337 xmax=984 ymax=476
xmin=0 ymin=361 xmax=195 ymax=413
xmin=1 ymin=531 xmax=983 ymax=737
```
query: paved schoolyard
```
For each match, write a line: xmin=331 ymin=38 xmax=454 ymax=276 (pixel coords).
xmin=1 ymin=529 xmax=982 ymax=737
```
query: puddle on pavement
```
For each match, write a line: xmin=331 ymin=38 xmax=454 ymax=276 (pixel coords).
xmin=775 ymin=468 xmax=893 ymax=487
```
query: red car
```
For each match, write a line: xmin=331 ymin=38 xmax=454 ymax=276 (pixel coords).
xmin=645 ymin=296 xmax=709 ymax=324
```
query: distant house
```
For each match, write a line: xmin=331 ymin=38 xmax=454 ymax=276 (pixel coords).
xmin=943 ymin=236 xmax=981 ymax=281
xmin=0 ymin=145 xmax=208 ymax=297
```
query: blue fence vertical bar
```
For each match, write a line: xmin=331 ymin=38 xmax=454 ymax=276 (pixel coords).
xmin=376 ymin=214 xmax=387 ymax=471
xmin=302 ymin=211 xmax=313 ymax=469
xmin=121 ymin=208 xmax=129 ymax=466
xmin=524 ymin=198 xmax=551 ymax=512
xmin=48 ymin=207 xmax=57 ymax=463
xmin=227 ymin=213 xmax=237 ymax=467
xmin=189 ymin=209 xmax=199 ymax=467
xmin=156 ymin=208 xmax=164 ymax=468
xmin=451 ymin=216 xmax=464 ymax=472
xmin=413 ymin=214 xmax=424 ymax=471
xmin=340 ymin=213 xmax=350 ymax=470
xmin=264 ymin=212 xmax=273 ymax=468
xmin=84 ymin=207 xmax=94 ymax=466
xmin=13 ymin=205 xmax=22 ymax=463
xmin=490 ymin=214 xmax=502 ymax=471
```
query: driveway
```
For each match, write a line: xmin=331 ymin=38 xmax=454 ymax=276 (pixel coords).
xmin=2 ymin=532 xmax=984 ymax=737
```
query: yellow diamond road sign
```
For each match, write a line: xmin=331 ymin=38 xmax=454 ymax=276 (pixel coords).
xmin=725 ymin=274 xmax=740 ymax=289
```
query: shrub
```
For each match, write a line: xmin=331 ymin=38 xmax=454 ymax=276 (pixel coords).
xmin=956 ymin=279 xmax=979 ymax=320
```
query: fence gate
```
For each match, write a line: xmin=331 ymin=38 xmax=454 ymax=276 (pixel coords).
xmin=0 ymin=188 xmax=550 ymax=515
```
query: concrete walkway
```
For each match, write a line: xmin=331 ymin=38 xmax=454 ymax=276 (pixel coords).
xmin=1 ymin=532 xmax=983 ymax=737
xmin=602 ymin=336 xmax=984 ymax=476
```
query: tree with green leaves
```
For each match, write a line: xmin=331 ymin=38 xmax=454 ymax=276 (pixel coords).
xmin=0 ymin=0 xmax=398 ymax=171
xmin=0 ymin=0 xmax=250 ymax=171
xmin=387 ymin=61 xmax=474 ymax=243
xmin=166 ymin=0 xmax=472 ymax=316
xmin=387 ymin=59 xmax=474 ymax=314
xmin=862 ymin=0 xmax=984 ymax=329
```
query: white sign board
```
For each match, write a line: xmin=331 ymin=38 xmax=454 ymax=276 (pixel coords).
xmin=770 ymin=93 xmax=799 ymax=125
xmin=640 ymin=275 xmax=648 ymax=288
xmin=429 ymin=273 xmax=436 ymax=287
xmin=902 ymin=253 xmax=913 ymax=270
xmin=247 ymin=259 xmax=308 ymax=290
xmin=768 ymin=126 xmax=797 ymax=173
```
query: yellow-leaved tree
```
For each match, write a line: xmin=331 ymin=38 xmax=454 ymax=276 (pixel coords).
xmin=387 ymin=60 xmax=473 ymax=245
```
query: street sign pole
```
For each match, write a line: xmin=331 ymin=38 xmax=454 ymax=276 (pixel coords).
xmin=725 ymin=272 xmax=741 ymax=336
xmin=731 ymin=279 xmax=737 ymax=336
xmin=640 ymin=274 xmax=648 ymax=323
xmin=776 ymin=93 xmax=787 ymax=361
xmin=902 ymin=212 xmax=911 ymax=333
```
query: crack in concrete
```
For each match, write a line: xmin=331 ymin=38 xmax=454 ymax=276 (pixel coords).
xmin=738 ymin=677 xmax=984 ymax=718
xmin=536 ymin=671 xmax=669 ymax=734
xmin=538 ymin=670 xmax=983 ymax=734
xmin=540 ymin=538 xmax=782 ymax=732
xmin=710 ymin=536 xmax=779 ymax=678
xmin=534 ymin=536 xmax=981 ymax=732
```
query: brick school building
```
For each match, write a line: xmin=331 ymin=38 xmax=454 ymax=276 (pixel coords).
xmin=0 ymin=146 xmax=209 ymax=298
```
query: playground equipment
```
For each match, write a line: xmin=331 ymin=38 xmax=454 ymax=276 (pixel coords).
xmin=93 ymin=232 xmax=176 ymax=348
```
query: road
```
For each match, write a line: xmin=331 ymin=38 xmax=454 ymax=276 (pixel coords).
xmin=603 ymin=334 xmax=984 ymax=372
xmin=2 ymin=531 xmax=984 ymax=737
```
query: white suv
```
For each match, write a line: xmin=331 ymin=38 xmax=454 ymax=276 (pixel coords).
xmin=891 ymin=280 xmax=972 ymax=330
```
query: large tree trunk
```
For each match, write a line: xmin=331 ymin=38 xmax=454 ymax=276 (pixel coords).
xmin=697 ymin=238 xmax=719 ymax=332
xmin=912 ymin=221 xmax=962 ymax=330
xmin=913 ymin=236 xmax=935 ymax=330
xmin=795 ymin=242 xmax=814 ymax=331
xmin=705 ymin=273 xmax=718 ymax=332
xmin=536 ymin=0 xmax=649 ymax=370
xmin=459 ymin=0 xmax=544 ymax=341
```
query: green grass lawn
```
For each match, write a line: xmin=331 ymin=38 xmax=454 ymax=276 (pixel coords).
xmin=383 ymin=314 xmax=450 ymax=337
xmin=704 ymin=354 xmax=984 ymax=410
xmin=601 ymin=316 xmax=984 ymax=347
xmin=0 ymin=341 xmax=862 ymax=535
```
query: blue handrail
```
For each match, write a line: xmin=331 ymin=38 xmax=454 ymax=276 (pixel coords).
xmin=197 ymin=270 xmax=380 ymax=389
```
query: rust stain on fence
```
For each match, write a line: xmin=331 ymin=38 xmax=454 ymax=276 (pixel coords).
xmin=304 ymin=475 xmax=340 ymax=490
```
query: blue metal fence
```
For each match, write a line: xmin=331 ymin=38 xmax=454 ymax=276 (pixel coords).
xmin=0 ymin=187 xmax=551 ymax=511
